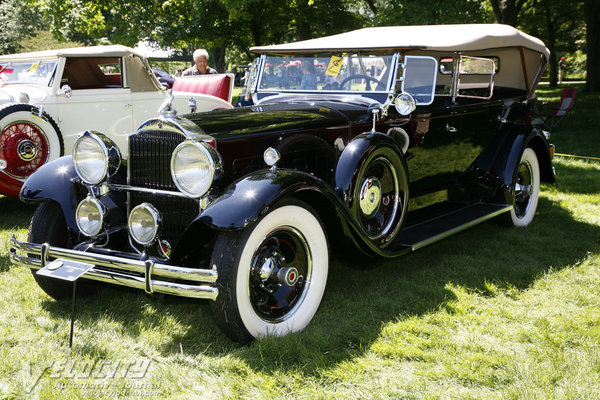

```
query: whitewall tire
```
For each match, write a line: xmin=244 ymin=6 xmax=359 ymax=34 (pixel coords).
xmin=508 ymin=147 xmax=540 ymax=227
xmin=210 ymin=200 xmax=329 ymax=343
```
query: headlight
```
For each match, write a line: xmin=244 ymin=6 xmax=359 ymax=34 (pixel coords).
xmin=76 ymin=197 xmax=105 ymax=237
xmin=171 ymin=140 xmax=221 ymax=198
xmin=73 ymin=131 xmax=121 ymax=184
xmin=129 ymin=203 xmax=161 ymax=246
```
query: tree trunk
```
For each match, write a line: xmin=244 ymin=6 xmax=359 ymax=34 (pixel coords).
xmin=585 ymin=0 xmax=600 ymax=91
xmin=210 ymin=46 xmax=226 ymax=73
xmin=489 ymin=0 xmax=528 ymax=26
xmin=295 ymin=0 xmax=313 ymax=40
xmin=544 ymin=3 xmax=558 ymax=87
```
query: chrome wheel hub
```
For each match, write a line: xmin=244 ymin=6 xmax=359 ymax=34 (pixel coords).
xmin=515 ymin=161 xmax=533 ymax=218
xmin=249 ymin=227 xmax=310 ymax=322
xmin=17 ymin=139 xmax=37 ymax=161
xmin=359 ymin=177 xmax=381 ymax=217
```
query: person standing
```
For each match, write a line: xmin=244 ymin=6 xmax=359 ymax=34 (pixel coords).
xmin=558 ymin=56 xmax=566 ymax=84
xmin=182 ymin=49 xmax=218 ymax=76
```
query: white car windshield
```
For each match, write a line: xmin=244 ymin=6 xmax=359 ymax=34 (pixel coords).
xmin=257 ymin=54 xmax=394 ymax=93
xmin=0 ymin=60 xmax=58 ymax=86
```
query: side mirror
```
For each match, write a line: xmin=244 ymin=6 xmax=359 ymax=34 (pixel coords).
xmin=57 ymin=85 xmax=72 ymax=99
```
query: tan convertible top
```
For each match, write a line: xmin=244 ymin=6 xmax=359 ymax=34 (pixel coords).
xmin=0 ymin=45 xmax=162 ymax=92
xmin=0 ymin=45 xmax=145 ymax=61
xmin=250 ymin=24 xmax=550 ymax=59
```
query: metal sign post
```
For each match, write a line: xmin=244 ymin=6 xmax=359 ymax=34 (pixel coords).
xmin=36 ymin=259 xmax=95 ymax=348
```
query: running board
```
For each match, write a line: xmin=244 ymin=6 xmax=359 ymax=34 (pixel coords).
xmin=395 ymin=202 xmax=512 ymax=251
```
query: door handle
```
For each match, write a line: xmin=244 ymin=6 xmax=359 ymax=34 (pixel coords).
xmin=445 ymin=124 xmax=457 ymax=133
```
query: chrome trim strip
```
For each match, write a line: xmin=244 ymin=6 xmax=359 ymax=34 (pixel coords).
xmin=108 ymin=183 xmax=190 ymax=198
xmin=10 ymin=235 xmax=217 ymax=284
xmin=11 ymin=251 xmax=217 ymax=300
xmin=145 ymin=259 xmax=154 ymax=294
xmin=411 ymin=204 xmax=513 ymax=251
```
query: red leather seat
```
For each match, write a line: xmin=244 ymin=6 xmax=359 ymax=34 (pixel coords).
xmin=172 ymin=74 xmax=233 ymax=102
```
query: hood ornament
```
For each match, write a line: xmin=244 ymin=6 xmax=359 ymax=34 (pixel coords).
xmin=158 ymin=89 xmax=177 ymax=118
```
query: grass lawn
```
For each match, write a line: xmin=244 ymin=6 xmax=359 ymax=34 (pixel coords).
xmin=1 ymin=84 xmax=600 ymax=399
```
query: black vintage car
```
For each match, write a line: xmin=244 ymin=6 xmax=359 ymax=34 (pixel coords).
xmin=11 ymin=24 xmax=554 ymax=343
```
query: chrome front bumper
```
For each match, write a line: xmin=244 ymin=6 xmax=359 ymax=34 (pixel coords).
xmin=9 ymin=234 xmax=218 ymax=300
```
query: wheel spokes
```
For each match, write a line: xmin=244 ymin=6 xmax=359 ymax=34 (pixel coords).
xmin=0 ymin=122 xmax=49 ymax=178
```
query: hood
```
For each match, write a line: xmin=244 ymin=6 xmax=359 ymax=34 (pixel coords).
xmin=183 ymin=99 xmax=372 ymax=141
xmin=0 ymin=84 xmax=51 ymax=105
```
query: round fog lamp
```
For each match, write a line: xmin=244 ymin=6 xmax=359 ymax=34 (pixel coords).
xmin=76 ymin=197 xmax=104 ymax=237
xmin=129 ymin=203 xmax=161 ymax=246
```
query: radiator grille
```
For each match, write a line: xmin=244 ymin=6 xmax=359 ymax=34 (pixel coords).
xmin=128 ymin=130 xmax=198 ymax=242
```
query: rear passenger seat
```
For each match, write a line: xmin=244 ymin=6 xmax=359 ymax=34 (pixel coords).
xmin=171 ymin=73 xmax=234 ymax=103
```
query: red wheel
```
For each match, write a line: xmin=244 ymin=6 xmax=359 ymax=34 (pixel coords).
xmin=0 ymin=121 xmax=49 ymax=178
xmin=0 ymin=104 xmax=63 ymax=187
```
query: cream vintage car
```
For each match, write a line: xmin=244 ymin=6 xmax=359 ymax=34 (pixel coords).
xmin=0 ymin=45 xmax=232 ymax=197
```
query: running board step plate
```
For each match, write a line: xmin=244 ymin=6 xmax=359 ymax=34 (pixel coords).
xmin=396 ymin=202 xmax=512 ymax=250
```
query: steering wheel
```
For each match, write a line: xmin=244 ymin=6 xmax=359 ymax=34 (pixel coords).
xmin=339 ymin=74 xmax=386 ymax=91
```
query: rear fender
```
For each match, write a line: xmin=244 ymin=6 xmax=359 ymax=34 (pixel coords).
xmin=487 ymin=125 xmax=555 ymax=204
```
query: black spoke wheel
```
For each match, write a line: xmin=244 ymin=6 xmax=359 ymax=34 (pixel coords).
xmin=352 ymin=146 xmax=408 ymax=247
xmin=248 ymin=225 xmax=312 ymax=322
xmin=210 ymin=200 xmax=328 ymax=344
xmin=28 ymin=202 xmax=93 ymax=299
xmin=499 ymin=147 xmax=540 ymax=227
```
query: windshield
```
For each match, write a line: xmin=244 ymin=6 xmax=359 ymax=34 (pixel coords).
xmin=0 ymin=60 xmax=58 ymax=86
xmin=257 ymin=54 xmax=395 ymax=93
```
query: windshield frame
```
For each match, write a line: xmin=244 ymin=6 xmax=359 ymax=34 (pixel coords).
xmin=254 ymin=53 xmax=399 ymax=99
xmin=0 ymin=59 xmax=59 ymax=87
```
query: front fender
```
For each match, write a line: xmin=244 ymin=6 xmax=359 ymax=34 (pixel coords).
xmin=201 ymin=169 xmax=344 ymax=230
xmin=335 ymin=131 xmax=406 ymax=205
xmin=19 ymin=156 xmax=82 ymax=231
xmin=171 ymin=166 xmax=407 ymax=264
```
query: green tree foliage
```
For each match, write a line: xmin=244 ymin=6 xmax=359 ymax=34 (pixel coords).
xmin=361 ymin=0 xmax=488 ymax=25
xmin=0 ymin=0 xmax=46 ymax=53
xmin=18 ymin=30 xmax=84 ymax=52
xmin=519 ymin=0 xmax=584 ymax=86
xmin=35 ymin=0 xmax=364 ymax=68
xmin=41 ymin=0 xmax=106 ymax=44
xmin=6 ymin=0 xmax=593 ymax=91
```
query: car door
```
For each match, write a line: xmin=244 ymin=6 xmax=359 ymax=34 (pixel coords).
xmin=452 ymin=56 xmax=503 ymax=174
xmin=55 ymin=56 xmax=133 ymax=151
xmin=401 ymin=106 xmax=461 ymax=196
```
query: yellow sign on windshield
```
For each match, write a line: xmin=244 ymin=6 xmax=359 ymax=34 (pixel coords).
xmin=27 ymin=62 xmax=40 ymax=73
xmin=326 ymin=56 xmax=343 ymax=77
